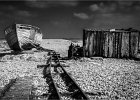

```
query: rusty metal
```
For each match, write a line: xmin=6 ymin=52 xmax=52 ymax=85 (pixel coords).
xmin=49 ymin=51 xmax=89 ymax=100
xmin=43 ymin=57 xmax=61 ymax=100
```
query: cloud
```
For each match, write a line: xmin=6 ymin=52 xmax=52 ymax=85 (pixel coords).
xmin=73 ymin=12 xmax=89 ymax=19
xmin=90 ymin=13 xmax=140 ymax=30
xmin=89 ymin=1 xmax=140 ymax=14
xmin=25 ymin=0 xmax=79 ymax=8
xmin=89 ymin=2 xmax=117 ymax=13
xmin=57 ymin=1 xmax=78 ymax=6
xmin=89 ymin=4 xmax=100 ymax=11
xmin=17 ymin=10 xmax=31 ymax=17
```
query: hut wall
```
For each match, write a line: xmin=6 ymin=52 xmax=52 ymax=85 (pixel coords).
xmin=118 ymin=33 xmax=122 ymax=58
xmin=92 ymin=31 xmax=96 ymax=56
xmin=130 ymin=32 xmax=139 ymax=58
xmin=89 ymin=31 xmax=93 ymax=57
xmin=121 ymin=32 xmax=130 ymax=58
xmin=103 ymin=31 xmax=109 ymax=57
xmin=83 ymin=29 xmax=89 ymax=57
xmin=83 ymin=29 xmax=86 ymax=57
xmin=139 ymin=33 xmax=140 ymax=51
xmin=100 ymin=31 xmax=104 ymax=57
xmin=108 ymin=32 xmax=114 ymax=57
xmin=83 ymin=29 xmax=140 ymax=59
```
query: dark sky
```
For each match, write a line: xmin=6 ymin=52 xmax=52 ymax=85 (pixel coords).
xmin=0 ymin=0 xmax=140 ymax=39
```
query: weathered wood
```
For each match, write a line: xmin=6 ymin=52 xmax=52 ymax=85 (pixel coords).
xmin=112 ymin=32 xmax=116 ymax=58
xmin=99 ymin=31 xmax=102 ymax=56
xmin=84 ymin=30 xmax=89 ymax=57
xmin=118 ymin=32 xmax=122 ymax=58
xmin=121 ymin=32 xmax=129 ymax=58
xmin=130 ymin=32 xmax=139 ymax=58
xmin=83 ymin=29 xmax=86 ymax=57
xmin=83 ymin=29 xmax=140 ymax=59
xmin=139 ymin=32 xmax=140 ymax=51
xmin=104 ymin=32 xmax=109 ymax=57
xmin=4 ymin=24 xmax=42 ymax=51
xmin=108 ymin=32 xmax=113 ymax=57
xmin=100 ymin=31 xmax=104 ymax=57
xmin=89 ymin=31 xmax=94 ymax=57
xmin=96 ymin=31 xmax=100 ymax=56
xmin=87 ymin=31 xmax=90 ymax=57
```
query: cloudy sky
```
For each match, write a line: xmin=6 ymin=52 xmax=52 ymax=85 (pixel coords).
xmin=0 ymin=0 xmax=140 ymax=39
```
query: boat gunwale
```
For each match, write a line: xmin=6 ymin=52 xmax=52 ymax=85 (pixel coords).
xmin=4 ymin=24 xmax=42 ymax=33
xmin=16 ymin=24 xmax=41 ymax=30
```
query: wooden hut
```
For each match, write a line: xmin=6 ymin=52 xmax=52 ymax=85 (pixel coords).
xmin=83 ymin=28 xmax=140 ymax=59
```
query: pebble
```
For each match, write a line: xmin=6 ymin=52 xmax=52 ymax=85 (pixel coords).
xmin=64 ymin=58 xmax=140 ymax=99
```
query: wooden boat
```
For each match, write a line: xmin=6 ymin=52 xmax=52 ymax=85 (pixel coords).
xmin=4 ymin=24 xmax=42 ymax=51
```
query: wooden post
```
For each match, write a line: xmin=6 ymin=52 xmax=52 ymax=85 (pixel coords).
xmin=112 ymin=32 xmax=116 ymax=58
xmin=83 ymin=29 xmax=86 ymax=57
xmin=108 ymin=32 xmax=113 ymax=57
xmin=121 ymin=32 xmax=129 ymax=58
xmin=100 ymin=31 xmax=104 ymax=57
xmin=130 ymin=32 xmax=139 ymax=58
xmin=104 ymin=31 xmax=109 ymax=57
xmin=139 ymin=32 xmax=140 ymax=51
xmin=102 ymin=31 xmax=105 ymax=57
xmin=83 ymin=29 xmax=90 ymax=57
xmin=116 ymin=32 xmax=119 ymax=58
xmin=99 ymin=31 xmax=102 ymax=56
xmin=92 ymin=31 xmax=96 ymax=56
xmin=87 ymin=31 xmax=90 ymax=57
xmin=89 ymin=31 xmax=94 ymax=57
xmin=118 ymin=32 xmax=122 ymax=58
xmin=95 ymin=31 xmax=99 ymax=56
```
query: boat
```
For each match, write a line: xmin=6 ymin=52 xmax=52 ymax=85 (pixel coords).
xmin=4 ymin=24 xmax=42 ymax=51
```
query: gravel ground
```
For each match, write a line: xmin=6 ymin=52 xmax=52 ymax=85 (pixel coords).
xmin=0 ymin=39 xmax=140 ymax=100
xmin=41 ymin=39 xmax=74 ymax=57
xmin=0 ymin=51 xmax=49 ymax=88
xmin=64 ymin=58 xmax=140 ymax=100
xmin=0 ymin=51 xmax=51 ymax=100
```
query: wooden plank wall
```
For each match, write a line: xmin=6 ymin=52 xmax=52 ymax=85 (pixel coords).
xmin=139 ymin=33 xmax=140 ymax=51
xmin=103 ymin=31 xmax=109 ymax=57
xmin=121 ymin=32 xmax=130 ymax=58
xmin=130 ymin=32 xmax=139 ymax=58
xmin=83 ymin=29 xmax=140 ymax=58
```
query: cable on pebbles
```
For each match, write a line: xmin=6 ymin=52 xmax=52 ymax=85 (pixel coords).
xmin=51 ymin=67 xmax=73 ymax=100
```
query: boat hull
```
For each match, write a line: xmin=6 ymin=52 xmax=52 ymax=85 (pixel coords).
xmin=4 ymin=24 xmax=42 ymax=51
